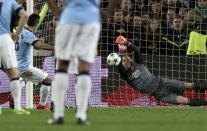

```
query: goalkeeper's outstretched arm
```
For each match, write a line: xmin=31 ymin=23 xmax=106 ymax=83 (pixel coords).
xmin=128 ymin=44 xmax=144 ymax=64
xmin=116 ymin=35 xmax=144 ymax=64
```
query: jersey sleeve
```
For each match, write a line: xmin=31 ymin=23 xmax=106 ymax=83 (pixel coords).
xmin=117 ymin=64 xmax=129 ymax=81
xmin=11 ymin=0 xmax=22 ymax=15
xmin=24 ymin=32 xmax=38 ymax=46
xmin=128 ymin=44 xmax=144 ymax=64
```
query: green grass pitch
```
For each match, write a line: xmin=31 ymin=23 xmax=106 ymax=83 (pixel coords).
xmin=0 ymin=107 xmax=207 ymax=131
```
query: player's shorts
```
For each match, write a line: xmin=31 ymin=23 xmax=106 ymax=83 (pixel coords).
xmin=55 ymin=23 xmax=100 ymax=64
xmin=20 ymin=65 xmax=48 ymax=85
xmin=156 ymin=78 xmax=185 ymax=103
xmin=0 ymin=34 xmax=17 ymax=69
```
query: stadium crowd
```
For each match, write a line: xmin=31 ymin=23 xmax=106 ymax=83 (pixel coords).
xmin=16 ymin=0 xmax=207 ymax=57
xmin=101 ymin=0 xmax=207 ymax=56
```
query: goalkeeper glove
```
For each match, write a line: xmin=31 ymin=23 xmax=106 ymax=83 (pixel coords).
xmin=115 ymin=35 xmax=130 ymax=54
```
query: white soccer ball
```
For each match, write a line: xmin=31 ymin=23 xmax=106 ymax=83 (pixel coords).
xmin=107 ymin=53 xmax=121 ymax=66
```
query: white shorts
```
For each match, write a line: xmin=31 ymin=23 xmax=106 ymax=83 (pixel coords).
xmin=0 ymin=34 xmax=17 ymax=69
xmin=20 ymin=65 xmax=48 ymax=85
xmin=55 ymin=23 xmax=100 ymax=63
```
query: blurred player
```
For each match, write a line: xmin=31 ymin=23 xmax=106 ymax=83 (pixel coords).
xmin=115 ymin=35 xmax=207 ymax=106
xmin=0 ymin=0 xmax=30 ymax=114
xmin=46 ymin=0 xmax=122 ymax=125
xmin=15 ymin=14 xmax=54 ymax=110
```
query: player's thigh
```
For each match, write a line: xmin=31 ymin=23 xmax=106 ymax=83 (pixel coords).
xmin=0 ymin=34 xmax=17 ymax=69
xmin=21 ymin=66 xmax=48 ymax=85
xmin=75 ymin=23 xmax=101 ymax=63
xmin=68 ymin=56 xmax=78 ymax=74
xmin=55 ymin=24 xmax=80 ymax=61
xmin=162 ymin=78 xmax=185 ymax=94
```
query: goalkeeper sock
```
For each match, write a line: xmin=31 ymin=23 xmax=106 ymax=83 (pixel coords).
xmin=188 ymin=98 xmax=207 ymax=106
xmin=75 ymin=72 xmax=91 ymax=121
xmin=40 ymin=84 xmax=50 ymax=106
xmin=10 ymin=78 xmax=22 ymax=110
xmin=53 ymin=72 xmax=68 ymax=119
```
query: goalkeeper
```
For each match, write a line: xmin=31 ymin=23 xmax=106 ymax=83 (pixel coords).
xmin=115 ymin=35 xmax=207 ymax=106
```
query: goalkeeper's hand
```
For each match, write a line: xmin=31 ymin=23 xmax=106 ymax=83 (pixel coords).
xmin=115 ymin=35 xmax=131 ymax=53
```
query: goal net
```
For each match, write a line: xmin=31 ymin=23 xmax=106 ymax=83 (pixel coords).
xmin=0 ymin=0 xmax=207 ymax=108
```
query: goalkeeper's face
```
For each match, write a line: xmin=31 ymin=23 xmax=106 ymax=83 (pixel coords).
xmin=122 ymin=55 xmax=133 ymax=70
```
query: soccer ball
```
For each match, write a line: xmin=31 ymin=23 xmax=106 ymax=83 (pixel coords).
xmin=107 ymin=53 xmax=121 ymax=66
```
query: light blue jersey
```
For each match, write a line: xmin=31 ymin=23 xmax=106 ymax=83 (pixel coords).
xmin=16 ymin=28 xmax=37 ymax=71
xmin=0 ymin=0 xmax=21 ymax=35
xmin=59 ymin=0 xmax=100 ymax=24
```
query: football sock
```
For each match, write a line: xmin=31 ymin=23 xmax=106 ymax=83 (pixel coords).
xmin=40 ymin=84 xmax=50 ymax=106
xmin=53 ymin=72 xmax=68 ymax=119
xmin=76 ymin=72 xmax=91 ymax=121
xmin=10 ymin=78 xmax=22 ymax=110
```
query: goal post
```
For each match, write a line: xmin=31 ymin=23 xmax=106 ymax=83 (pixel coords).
xmin=25 ymin=0 xmax=49 ymax=108
xmin=26 ymin=0 xmax=34 ymax=109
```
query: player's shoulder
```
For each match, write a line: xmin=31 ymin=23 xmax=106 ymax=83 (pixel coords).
xmin=10 ymin=0 xmax=18 ymax=3
xmin=7 ymin=0 xmax=18 ymax=5
xmin=20 ymin=28 xmax=34 ymax=38
xmin=23 ymin=28 xmax=33 ymax=35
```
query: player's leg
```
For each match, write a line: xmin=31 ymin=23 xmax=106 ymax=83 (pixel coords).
xmin=184 ymin=82 xmax=207 ymax=92
xmin=75 ymin=23 xmax=100 ymax=125
xmin=75 ymin=59 xmax=91 ymax=125
xmin=38 ymin=76 xmax=52 ymax=109
xmin=1 ymin=34 xmax=30 ymax=115
xmin=48 ymin=24 xmax=76 ymax=124
xmin=48 ymin=59 xmax=69 ymax=124
xmin=25 ymin=66 xmax=52 ymax=109
xmin=159 ymin=78 xmax=207 ymax=106
xmin=6 ymin=68 xmax=21 ymax=110
xmin=160 ymin=94 xmax=207 ymax=106
xmin=176 ymin=95 xmax=207 ymax=106
xmin=7 ymin=69 xmax=30 ymax=114
xmin=161 ymin=78 xmax=207 ymax=93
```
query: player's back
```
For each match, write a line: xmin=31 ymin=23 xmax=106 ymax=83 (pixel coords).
xmin=60 ymin=0 xmax=100 ymax=24
xmin=0 ymin=0 xmax=20 ymax=35
xmin=16 ymin=28 xmax=37 ymax=71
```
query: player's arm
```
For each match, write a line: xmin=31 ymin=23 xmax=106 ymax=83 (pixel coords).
xmin=16 ymin=9 xmax=28 ymax=36
xmin=45 ymin=0 xmax=61 ymax=16
xmin=33 ymin=38 xmax=54 ymax=50
xmin=12 ymin=9 xmax=28 ymax=40
xmin=116 ymin=36 xmax=144 ymax=64
xmin=128 ymin=44 xmax=144 ymax=64
xmin=117 ymin=63 xmax=129 ymax=80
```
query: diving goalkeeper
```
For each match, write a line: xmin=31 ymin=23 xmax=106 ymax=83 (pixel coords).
xmin=115 ymin=36 xmax=207 ymax=106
